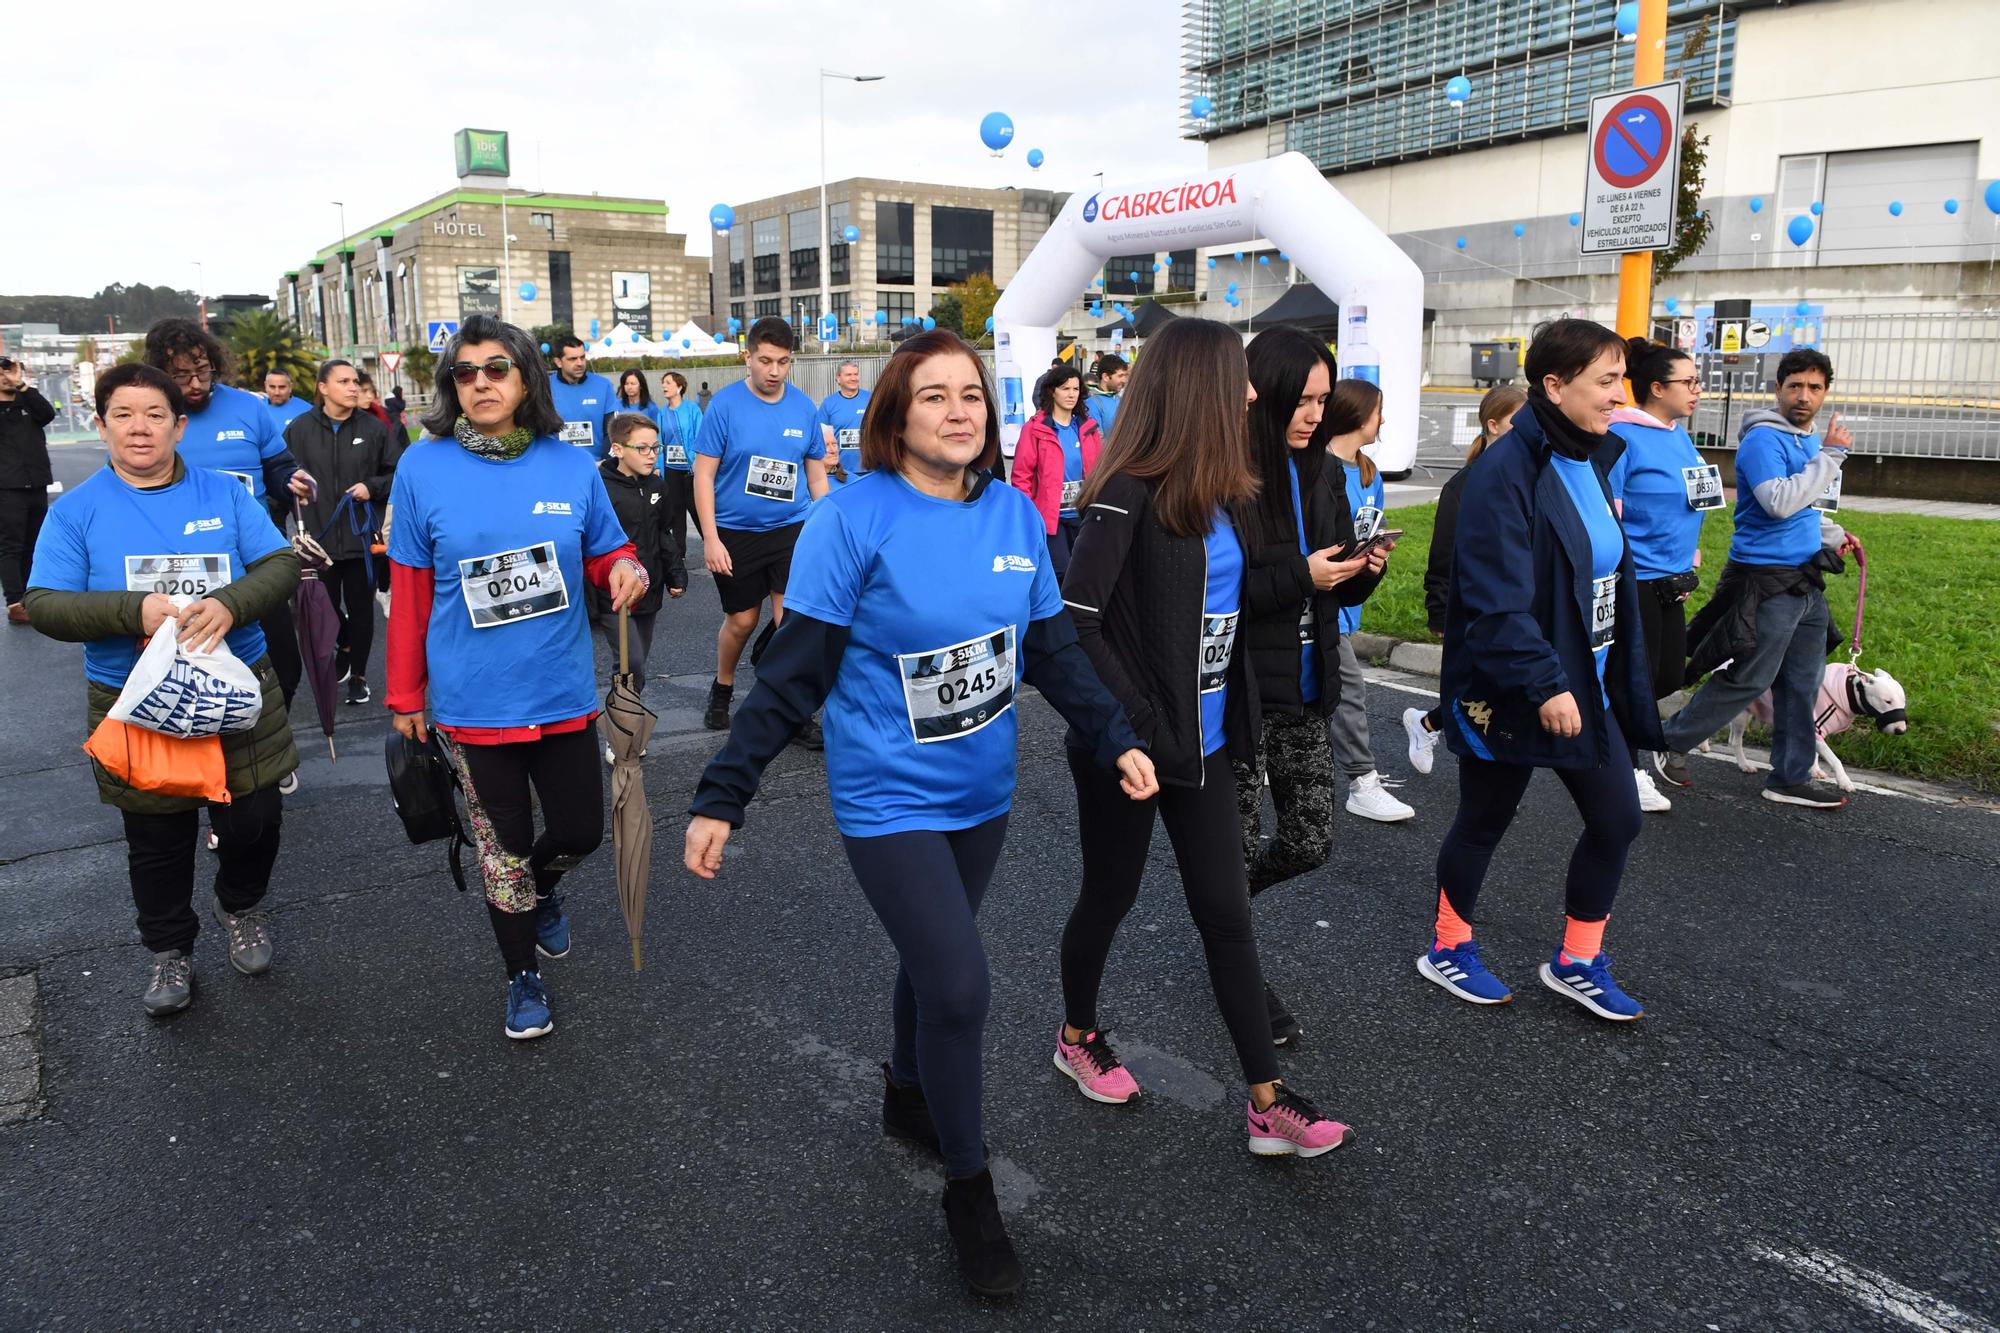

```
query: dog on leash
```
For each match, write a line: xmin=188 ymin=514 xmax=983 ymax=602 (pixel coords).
xmin=1724 ymin=662 xmax=1909 ymax=792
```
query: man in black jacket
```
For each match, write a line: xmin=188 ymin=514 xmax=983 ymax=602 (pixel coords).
xmin=0 ymin=356 xmax=55 ymax=625
xmin=284 ymin=359 xmax=400 ymax=704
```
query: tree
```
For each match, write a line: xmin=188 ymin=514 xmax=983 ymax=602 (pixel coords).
xmin=948 ymin=273 xmax=1000 ymax=341
xmin=1657 ymin=17 xmax=1718 ymax=279
xmin=224 ymin=309 xmax=326 ymax=391
xmin=928 ymin=293 xmax=966 ymax=337
xmin=399 ymin=342 xmax=438 ymax=390
xmin=73 ymin=338 xmax=98 ymax=366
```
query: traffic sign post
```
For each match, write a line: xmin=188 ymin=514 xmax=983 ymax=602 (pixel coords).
xmin=1581 ymin=78 xmax=1684 ymax=256
xmin=426 ymin=320 xmax=459 ymax=352
xmin=818 ymin=314 xmax=839 ymax=345
xmin=381 ymin=351 xmax=403 ymax=373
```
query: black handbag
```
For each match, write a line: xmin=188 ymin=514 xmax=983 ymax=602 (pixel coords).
xmin=1656 ymin=569 xmax=1701 ymax=602
xmin=384 ymin=729 xmax=470 ymax=891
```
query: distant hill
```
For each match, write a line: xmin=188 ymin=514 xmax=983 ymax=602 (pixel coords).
xmin=0 ymin=284 xmax=200 ymax=333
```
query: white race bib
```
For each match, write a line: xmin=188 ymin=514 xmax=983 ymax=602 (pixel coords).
xmin=745 ymin=455 xmax=798 ymax=502
xmin=560 ymin=421 xmax=594 ymax=448
xmin=1681 ymin=464 xmax=1724 ymax=511
xmin=1353 ymin=505 xmax=1384 ymax=543
xmin=1589 ymin=574 xmax=1617 ymax=651
xmin=126 ymin=554 xmax=232 ymax=598
xmin=1199 ymin=612 xmax=1239 ymax=693
xmin=897 ymin=627 xmax=1016 ymax=744
xmin=1060 ymin=479 xmax=1084 ymax=512
xmin=459 ymin=542 xmax=570 ymax=628
xmin=219 ymin=469 xmax=256 ymax=494
xmin=837 ymin=427 xmax=861 ymax=449
xmin=1811 ymin=469 xmax=1842 ymax=513
xmin=664 ymin=441 xmax=689 ymax=467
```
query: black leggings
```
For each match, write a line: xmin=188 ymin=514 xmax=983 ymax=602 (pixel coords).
xmin=842 ymin=815 xmax=1008 ymax=1180
xmin=1060 ymin=745 xmax=1279 ymax=1086
xmin=325 ymin=557 xmax=377 ymax=685
xmin=1436 ymin=707 xmax=1641 ymax=925
xmin=659 ymin=469 xmax=700 ymax=561
xmin=123 ymin=786 xmax=283 ymax=954
xmin=456 ymin=727 xmax=604 ymax=975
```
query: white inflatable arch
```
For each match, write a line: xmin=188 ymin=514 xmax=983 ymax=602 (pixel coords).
xmin=992 ymin=151 xmax=1422 ymax=474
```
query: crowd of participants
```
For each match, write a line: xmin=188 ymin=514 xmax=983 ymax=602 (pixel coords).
xmin=3 ymin=302 xmax=1864 ymax=1299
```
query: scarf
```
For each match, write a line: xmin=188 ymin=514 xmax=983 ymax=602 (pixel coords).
xmin=453 ymin=414 xmax=533 ymax=461
xmin=1529 ymin=396 xmax=1604 ymax=462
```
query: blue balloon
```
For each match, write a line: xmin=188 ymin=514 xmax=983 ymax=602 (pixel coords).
xmin=1444 ymin=75 xmax=1471 ymax=105
xmin=922 ymin=316 xmax=936 ymax=331
xmin=1809 ymin=201 xmax=1823 ymax=216
xmin=901 ymin=316 xmax=915 ymax=326
xmin=875 ymin=310 xmax=887 ymax=325
xmin=1258 ymin=255 xmax=1270 ymax=265
xmin=1455 ymin=236 xmax=1467 ymax=249
xmin=1127 ymin=270 xmax=1139 ymax=281
xmin=984 ymin=316 xmax=995 ymax=333
xmin=1568 ymin=213 xmax=1581 ymax=226
xmin=1987 ymin=181 xmax=2000 ymax=216
xmin=1512 ymin=223 xmax=1525 ymax=238
xmin=708 ymin=202 xmax=735 ymax=231
xmin=1206 ymin=258 xmax=1217 ymax=269
xmin=842 ymin=224 xmax=859 ymax=243
xmin=1226 ymin=281 xmax=1238 ymax=292
xmin=1615 ymin=2 xmax=1639 ymax=38
xmin=1233 ymin=250 xmax=1243 ymax=261
xmin=540 ymin=342 xmax=550 ymax=353
xmin=1190 ymin=95 xmax=1213 ymax=120
xmin=1278 ymin=251 xmax=1289 ymax=261
xmin=681 ymin=338 xmax=691 ymax=349
xmin=590 ymin=320 xmax=600 ymax=340
xmin=1944 ymin=197 xmax=1960 ymax=215
xmin=1664 ymin=297 xmax=1679 ymax=313
xmin=1026 ymin=148 xmax=1045 ymax=170
xmin=978 ymin=111 xmax=1015 ymax=153
xmin=1748 ymin=197 xmax=1764 ymax=214
xmin=1796 ymin=300 xmax=1811 ymax=316
xmin=1888 ymin=200 xmax=1904 ymax=217
xmin=518 ymin=281 xmax=537 ymax=301
xmin=1786 ymin=215 xmax=1815 ymax=247
xmin=1152 ymin=262 xmax=1163 ymax=272
xmin=630 ymin=331 xmax=641 ymax=343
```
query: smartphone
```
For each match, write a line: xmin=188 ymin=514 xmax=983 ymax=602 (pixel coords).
xmin=1360 ymin=527 xmax=1404 ymax=555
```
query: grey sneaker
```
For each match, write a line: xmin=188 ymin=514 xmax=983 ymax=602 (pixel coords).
xmin=212 ymin=898 xmax=273 ymax=976
xmin=1653 ymin=750 xmax=1693 ymax=789
xmin=144 ymin=950 xmax=194 ymax=1016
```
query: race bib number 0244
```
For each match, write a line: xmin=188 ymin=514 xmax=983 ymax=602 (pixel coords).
xmin=126 ymin=554 xmax=232 ymax=597
xmin=897 ymin=626 xmax=1017 ymax=744
xmin=459 ymin=542 xmax=570 ymax=628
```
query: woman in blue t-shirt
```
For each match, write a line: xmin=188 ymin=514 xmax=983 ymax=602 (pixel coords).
xmin=1056 ymin=318 xmax=1355 ymax=1162
xmin=1424 ymin=319 xmax=1666 ymax=1023
xmin=386 ymin=316 xmax=646 ymax=1043
xmin=685 ymin=330 xmax=1152 ymax=1299
xmin=656 ymin=371 xmax=703 ymax=558
xmin=26 ymin=363 xmax=301 ymax=1018
xmin=1608 ymin=336 xmax=1709 ymax=815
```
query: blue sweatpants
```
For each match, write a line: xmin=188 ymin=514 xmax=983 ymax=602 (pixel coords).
xmin=841 ymin=814 xmax=1009 ymax=1179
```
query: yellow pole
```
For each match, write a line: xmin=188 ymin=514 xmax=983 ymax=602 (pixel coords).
xmin=1614 ymin=0 xmax=1670 ymax=339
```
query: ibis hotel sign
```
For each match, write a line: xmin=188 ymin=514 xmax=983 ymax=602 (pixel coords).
xmin=454 ymin=128 xmax=511 ymax=181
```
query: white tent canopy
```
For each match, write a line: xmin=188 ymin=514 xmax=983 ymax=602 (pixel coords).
xmin=990 ymin=152 xmax=1422 ymax=473
xmin=585 ymin=320 xmax=733 ymax=359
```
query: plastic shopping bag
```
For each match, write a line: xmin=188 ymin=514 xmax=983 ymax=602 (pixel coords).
xmin=106 ymin=612 xmax=264 ymax=739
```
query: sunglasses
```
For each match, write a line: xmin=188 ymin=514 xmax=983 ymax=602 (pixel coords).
xmin=449 ymin=357 xmax=515 ymax=385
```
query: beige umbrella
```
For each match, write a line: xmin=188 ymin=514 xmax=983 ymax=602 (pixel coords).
xmin=596 ymin=607 xmax=659 ymax=970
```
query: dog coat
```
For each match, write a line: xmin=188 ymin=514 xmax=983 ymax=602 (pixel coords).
xmin=1746 ymin=661 xmax=1871 ymax=737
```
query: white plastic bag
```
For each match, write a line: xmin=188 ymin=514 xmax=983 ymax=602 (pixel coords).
xmin=107 ymin=610 xmax=264 ymax=738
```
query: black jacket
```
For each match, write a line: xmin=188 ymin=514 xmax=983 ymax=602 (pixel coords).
xmin=0 ymin=388 xmax=55 ymax=489
xmin=1063 ymin=471 xmax=1260 ymax=786
xmin=591 ymin=460 xmax=686 ymax=616
xmin=285 ymin=407 xmax=401 ymax=560
xmin=1684 ymin=552 xmax=1842 ymax=683
xmin=1425 ymin=464 xmax=1471 ymax=635
xmin=1232 ymin=460 xmax=1381 ymax=716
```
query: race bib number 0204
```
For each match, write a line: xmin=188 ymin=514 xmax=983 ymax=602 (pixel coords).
xmin=459 ymin=542 xmax=570 ymax=628
xmin=897 ymin=626 xmax=1017 ymax=744
xmin=126 ymin=554 xmax=232 ymax=597
xmin=745 ymin=455 xmax=799 ymax=502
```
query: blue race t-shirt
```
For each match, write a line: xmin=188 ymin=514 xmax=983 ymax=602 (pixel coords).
xmin=1054 ymin=418 xmax=1085 ymax=519
xmin=266 ymin=395 xmax=311 ymax=436
xmin=1551 ymin=453 xmax=1622 ymax=709
xmin=1337 ymin=459 xmax=1386 ymax=636
xmin=1287 ymin=458 xmax=1320 ymax=705
xmin=815 ymin=389 xmax=871 ymax=487
xmin=387 ymin=437 xmax=629 ymax=728
xmin=694 ymin=381 xmax=825 ymax=532
xmin=1608 ymin=414 xmax=1715 ymax=579
xmin=1732 ymin=423 xmax=1826 ymax=566
xmin=180 ymin=383 xmax=286 ymax=501
xmin=1091 ymin=391 xmax=1120 ymax=441
xmin=32 ymin=462 xmax=287 ymax=687
xmin=1199 ymin=509 xmax=1242 ymax=757
xmin=549 ymin=372 xmax=616 ymax=457
xmin=783 ymin=469 xmax=1063 ymax=837
xmin=660 ymin=401 xmax=702 ymax=474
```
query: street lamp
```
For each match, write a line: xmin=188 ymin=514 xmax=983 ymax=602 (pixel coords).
xmin=820 ymin=70 xmax=884 ymax=347
xmin=333 ymin=201 xmax=357 ymax=357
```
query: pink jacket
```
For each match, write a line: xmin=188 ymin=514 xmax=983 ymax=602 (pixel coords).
xmin=1011 ymin=411 xmax=1104 ymax=535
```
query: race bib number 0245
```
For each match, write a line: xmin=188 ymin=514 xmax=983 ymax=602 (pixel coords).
xmin=459 ymin=542 xmax=570 ymax=628
xmin=897 ymin=626 xmax=1016 ymax=744
xmin=1200 ymin=612 xmax=1239 ymax=693
xmin=126 ymin=554 xmax=232 ymax=597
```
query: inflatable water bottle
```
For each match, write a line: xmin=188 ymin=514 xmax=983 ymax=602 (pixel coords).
xmin=1338 ymin=305 xmax=1381 ymax=387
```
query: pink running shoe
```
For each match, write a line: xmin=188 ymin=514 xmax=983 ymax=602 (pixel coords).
xmin=1246 ymin=1085 xmax=1351 ymax=1158
xmin=1053 ymin=1026 xmax=1141 ymax=1104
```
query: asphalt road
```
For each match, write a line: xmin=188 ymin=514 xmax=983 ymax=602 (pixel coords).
xmin=2 ymin=454 xmax=1997 ymax=1331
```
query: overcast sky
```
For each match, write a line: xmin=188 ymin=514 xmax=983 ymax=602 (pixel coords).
xmin=4 ymin=0 xmax=1208 ymax=299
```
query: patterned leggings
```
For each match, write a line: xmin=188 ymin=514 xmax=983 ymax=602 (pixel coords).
xmin=1231 ymin=709 xmax=1337 ymax=898
xmin=455 ymin=727 xmax=604 ymax=974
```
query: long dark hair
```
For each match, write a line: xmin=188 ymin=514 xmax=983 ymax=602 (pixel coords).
xmin=1240 ymin=327 xmax=1336 ymax=548
xmin=1034 ymin=363 xmax=1091 ymax=423
xmin=617 ymin=369 xmax=653 ymax=408
xmin=420 ymin=315 xmax=565 ymax=439
xmin=1326 ymin=378 xmax=1383 ymax=488
xmin=1077 ymin=318 xmax=1257 ymax=538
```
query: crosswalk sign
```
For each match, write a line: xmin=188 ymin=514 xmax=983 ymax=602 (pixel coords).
xmin=426 ymin=321 xmax=459 ymax=352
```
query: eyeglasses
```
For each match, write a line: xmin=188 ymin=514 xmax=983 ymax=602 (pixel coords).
xmin=1660 ymin=376 xmax=1701 ymax=389
xmin=166 ymin=360 xmax=212 ymax=385
xmin=620 ymin=442 xmax=659 ymax=453
xmin=450 ymin=357 xmax=515 ymax=385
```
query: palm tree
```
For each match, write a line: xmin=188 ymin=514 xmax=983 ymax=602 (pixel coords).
xmin=399 ymin=342 xmax=437 ymax=391
xmin=73 ymin=337 xmax=99 ymax=366
xmin=223 ymin=309 xmax=325 ymax=390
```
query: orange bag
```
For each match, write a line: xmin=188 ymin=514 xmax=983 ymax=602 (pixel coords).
xmin=84 ymin=717 xmax=231 ymax=804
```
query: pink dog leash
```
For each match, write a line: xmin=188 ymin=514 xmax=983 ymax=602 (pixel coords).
xmin=1846 ymin=534 xmax=1867 ymax=664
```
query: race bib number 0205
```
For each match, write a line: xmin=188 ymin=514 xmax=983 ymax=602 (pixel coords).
xmin=1682 ymin=464 xmax=1724 ymax=511
xmin=126 ymin=554 xmax=232 ymax=597
xmin=745 ymin=455 xmax=799 ymax=502
xmin=1589 ymin=574 xmax=1617 ymax=651
xmin=897 ymin=626 xmax=1017 ymax=744
xmin=1199 ymin=612 xmax=1239 ymax=693
xmin=459 ymin=542 xmax=570 ymax=628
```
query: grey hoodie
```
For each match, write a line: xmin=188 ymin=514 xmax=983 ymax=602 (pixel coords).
xmin=1737 ymin=407 xmax=1848 ymax=549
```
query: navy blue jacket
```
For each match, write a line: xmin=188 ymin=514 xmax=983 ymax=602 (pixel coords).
xmin=1438 ymin=402 xmax=1666 ymax=769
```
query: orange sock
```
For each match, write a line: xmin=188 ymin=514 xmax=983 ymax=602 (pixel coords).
xmin=1433 ymin=889 xmax=1473 ymax=952
xmin=1561 ymin=916 xmax=1607 ymax=965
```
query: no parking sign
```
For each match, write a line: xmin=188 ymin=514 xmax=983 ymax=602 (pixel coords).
xmin=1580 ymin=79 xmax=1683 ymax=255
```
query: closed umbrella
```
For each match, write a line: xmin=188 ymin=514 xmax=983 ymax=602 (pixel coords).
xmin=597 ymin=606 xmax=658 ymax=970
xmin=291 ymin=501 xmax=343 ymax=760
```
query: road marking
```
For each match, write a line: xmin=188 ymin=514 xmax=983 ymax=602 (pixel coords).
xmin=1750 ymin=1245 xmax=2000 ymax=1333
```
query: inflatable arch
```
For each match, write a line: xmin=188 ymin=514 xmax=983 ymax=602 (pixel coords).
xmin=992 ymin=151 xmax=1423 ymax=475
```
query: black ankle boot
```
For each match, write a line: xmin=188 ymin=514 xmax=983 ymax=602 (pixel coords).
xmin=880 ymin=1063 xmax=942 ymax=1154
xmin=703 ymin=680 xmax=732 ymax=730
xmin=941 ymin=1168 xmax=1022 ymax=1298
xmin=1265 ymin=982 xmax=1303 ymax=1047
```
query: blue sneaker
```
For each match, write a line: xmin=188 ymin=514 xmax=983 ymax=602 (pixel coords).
xmin=505 ymin=971 xmax=554 ymax=1040
xmin=533 ymin=893 xmax=569 ymax=960
xmin=1539 ymin=950 xmax=1644 ymax=1021
xmin=1416 ymin=940 xmax=1513 ymax=1005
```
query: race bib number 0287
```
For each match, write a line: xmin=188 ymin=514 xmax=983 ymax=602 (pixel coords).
xmin=126 ymin=554 xmax=232 ymax=597
xmin=897 ymin=626 xmax=1016 ymax=744
xmin=745 ymin=455 xmax=799 ymax=502
xmin=459 ymin=542 xmax=570 ymax=628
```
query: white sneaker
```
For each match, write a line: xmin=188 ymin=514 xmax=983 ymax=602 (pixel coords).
xmin=1633 ymin=766 xmax=1672 ymax=813
xmin=1345 ymin=771 xmax=1415 ymax=822
xmin=1402 ymin=707 xmax=1440 ymax=776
